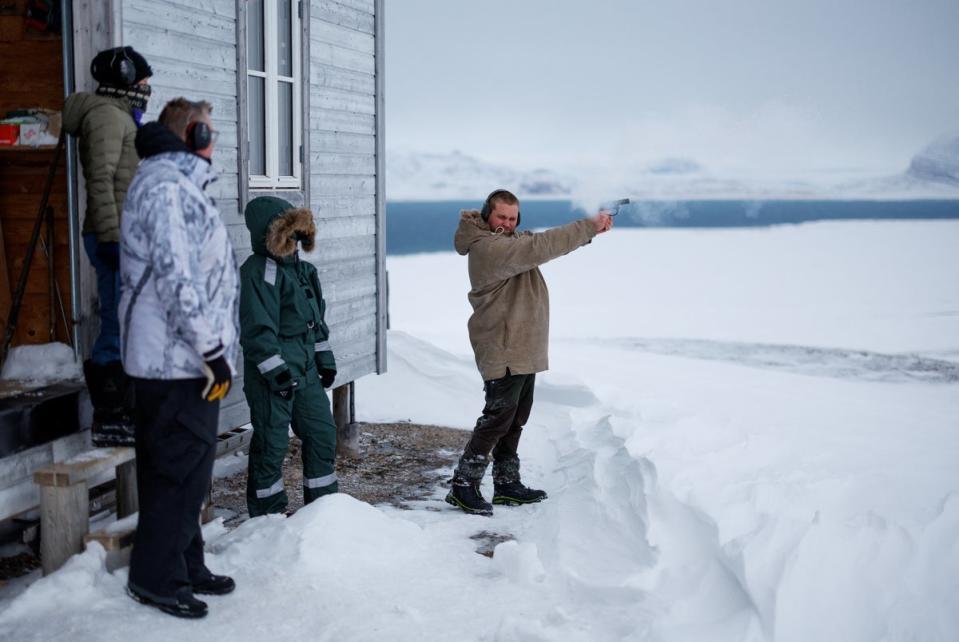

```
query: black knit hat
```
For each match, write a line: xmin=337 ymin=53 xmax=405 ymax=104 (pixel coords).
xmin=90 ymin=46 xmax=153 ymax=87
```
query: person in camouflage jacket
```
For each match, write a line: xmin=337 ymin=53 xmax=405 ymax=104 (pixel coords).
xmin=240 ymin=196 xmax=338 ymax=517
xmin=121 ymin=98 xmax=238 ymax=618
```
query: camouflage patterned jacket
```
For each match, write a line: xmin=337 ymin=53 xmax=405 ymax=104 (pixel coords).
xmin=118 ymin=122 xmax=239 ymax=379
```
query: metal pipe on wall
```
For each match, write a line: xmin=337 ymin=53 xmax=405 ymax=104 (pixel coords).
xmin=61 ymin=0 xmax=82 ymax=358
xmin=374 ymin=0 xmax=387 ymax=375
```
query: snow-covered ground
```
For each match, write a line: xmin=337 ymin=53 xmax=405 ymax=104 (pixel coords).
xmin=0 ymin=342 xmax=81 ymax=385
xmin=1 ymin=220 xmax=957 ymax=641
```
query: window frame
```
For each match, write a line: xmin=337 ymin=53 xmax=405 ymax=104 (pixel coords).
xmin=246 ymin=0 xmax=303 ymax=191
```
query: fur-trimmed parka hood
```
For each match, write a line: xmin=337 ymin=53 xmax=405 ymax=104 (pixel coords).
xmin=244 ymin=196 xmax=316 ymax=260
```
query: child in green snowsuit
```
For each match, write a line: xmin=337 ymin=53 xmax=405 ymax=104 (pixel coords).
xmin=240 ymin=196 xmax=338 ymax=516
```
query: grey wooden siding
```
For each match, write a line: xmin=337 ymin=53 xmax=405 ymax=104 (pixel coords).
xmin=113 ymin=0 xmax=385 ymax=431
xmin=309 ymin=0 xmax=384 ymax=384
xmin=122 ymin=0 xmax=249 ymax=431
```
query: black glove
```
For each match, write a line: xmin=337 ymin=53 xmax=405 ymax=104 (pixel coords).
xmin=320 ymin=368 xmax=336 ymax=389
xmin=96 ymin=241 xmax=120 ymax=271
xmin=272 ymin=367 xmax=298 ymax=399
xmin=200 ymin=354 xmax=231 ymax=402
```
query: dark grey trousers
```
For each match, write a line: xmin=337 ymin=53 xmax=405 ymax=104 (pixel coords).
xmin=454 ymin=372 xmax=535 ymax=484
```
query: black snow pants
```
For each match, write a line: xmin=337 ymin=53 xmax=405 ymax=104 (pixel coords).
xmin=127 ymin=377 xmax=219 ymax=603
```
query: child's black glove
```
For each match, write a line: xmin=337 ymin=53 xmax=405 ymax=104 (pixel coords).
xmin=320 ymin=368 xmax=336 ymax=389
xmin=271 ymin=367 xmax=298 ymax=399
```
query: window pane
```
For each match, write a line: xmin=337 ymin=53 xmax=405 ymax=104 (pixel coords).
xmin=248 ymin=0 xmax=264 ymax=72
xmin=249 ymin=76 xmax=266 ymax=175
xmin=278 ymin=81 xmax=294 ymax=176
xmin=277 ymin=0 xmax=293 ymax=77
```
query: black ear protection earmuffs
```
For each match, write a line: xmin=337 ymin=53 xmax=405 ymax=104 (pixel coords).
xmin=110 ymin=47 xmax=136 ymax=85
xmin=480 ymin=189 xmax=521 ymax=227
xmin=186 ymin=121 xmax=212 ymax=151
xmin=91 ymin=46 xmax=136 ymax=86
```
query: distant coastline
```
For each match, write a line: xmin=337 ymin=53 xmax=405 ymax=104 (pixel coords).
xmin=386 ymin=199 xmax=959 ymax=255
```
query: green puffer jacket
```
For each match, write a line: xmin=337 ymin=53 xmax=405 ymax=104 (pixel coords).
xmin=62 ymin=92 xmax=138 ymax=242
xmin=240 ymin=199 xmax=335 ymax=389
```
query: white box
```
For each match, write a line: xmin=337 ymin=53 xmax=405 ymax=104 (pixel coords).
xmin=19 ymin=122 xmax=58 ymax=147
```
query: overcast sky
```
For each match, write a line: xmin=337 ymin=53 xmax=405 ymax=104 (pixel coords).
xmin=385 ymin=0 xmax=959 ymax=180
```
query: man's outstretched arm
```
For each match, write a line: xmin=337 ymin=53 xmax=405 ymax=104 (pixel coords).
xmin=474 ymin=212 xmax=613 ymax=284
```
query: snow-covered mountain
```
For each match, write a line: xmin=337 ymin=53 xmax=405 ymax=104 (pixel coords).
xmin=907 ymin=135 xmax=959 ymax=187
xmin=388 ymin=140 xmax=959 ymax=202
xmin=386 ymin=150 xmax=572 ymax=201
xmin=840 ymin=137 xmax=959 ymax=199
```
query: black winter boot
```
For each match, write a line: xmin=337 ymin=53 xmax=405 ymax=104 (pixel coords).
xmin=192 ymin=573 xmax=236 ymax=596
xmin=492 ymin=482 xmax=548 ymax=505
xmin=127 ymin=585 xmax=208 ymax=619
xmin=445 ymin=483 xmax=493 ymax=516
xmin=84 ymin=360 xmax=136 ymax=448
xmin=445 ymin=451 xmax=493 ymax=515
xmin=492 ymin=455 xmax=548 ymax=505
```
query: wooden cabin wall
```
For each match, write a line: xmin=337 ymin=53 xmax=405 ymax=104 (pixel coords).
xmin=0 ymin=0 xmax=73 ymax=348
xmin=122 ymin=0 xmax=249 ymax=431
xmin=308 ymin=0 xmax=381 ymax=384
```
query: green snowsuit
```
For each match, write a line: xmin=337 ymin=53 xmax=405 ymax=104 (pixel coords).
xmin=240 ymin=197 xmax=338 ymax=517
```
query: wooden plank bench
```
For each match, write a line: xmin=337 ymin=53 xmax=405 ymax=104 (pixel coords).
xmin=32 ymin=447 xmax=137 ymax=575
xmin=84 ymin=512 xmax=138 ymax=572
xmin=216 ymin=423 xmax=254 ymax=459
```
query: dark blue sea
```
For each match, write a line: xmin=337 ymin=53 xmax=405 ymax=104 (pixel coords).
xmin=385 ymin=200 xmax=959 ymax=255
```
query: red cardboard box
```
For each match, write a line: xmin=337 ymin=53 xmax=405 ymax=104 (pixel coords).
xmin=0 ymin=124 xmax=18 ymax=146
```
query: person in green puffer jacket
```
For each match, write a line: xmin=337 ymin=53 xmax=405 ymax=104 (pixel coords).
xmin=240 ymin=196 xmax=338 ymax=517
xmin=62 ymin=46 xmax=153 ymax=447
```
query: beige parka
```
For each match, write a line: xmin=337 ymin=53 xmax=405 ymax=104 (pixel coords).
xmin=453 ymin=210 xmax=596 ymax=381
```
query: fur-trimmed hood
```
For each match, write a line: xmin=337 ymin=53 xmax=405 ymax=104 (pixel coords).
xmin=244 ymin=196 xmax=316 ymax=259
xmin=266 ymin=208 xmax=315 ymax=257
